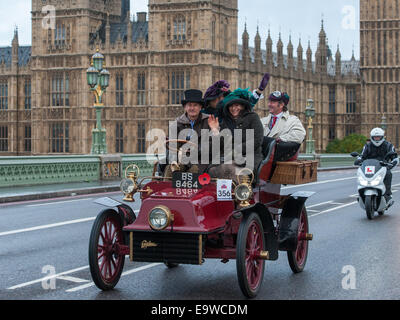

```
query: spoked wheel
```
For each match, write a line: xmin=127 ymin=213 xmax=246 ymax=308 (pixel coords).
xmin=287 ymin=207 xmax=309 ymax=273
xmin=236 ymin=213 xmax=265 ymax=298
xmin=365 ymin=195 xmax=374 ymax=220
xmin=89 ymin=210 xmax=125 ymax=290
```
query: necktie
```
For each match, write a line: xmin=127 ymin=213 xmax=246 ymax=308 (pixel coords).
xmin=269 ymin=116 xmax=277 ymax=130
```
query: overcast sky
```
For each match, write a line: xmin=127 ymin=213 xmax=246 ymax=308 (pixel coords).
xmin=0 ymin=0 xmax=359 ymax=60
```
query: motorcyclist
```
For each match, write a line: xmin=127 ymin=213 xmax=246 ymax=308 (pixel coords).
xmin=354 ymin=128 xmax=399 ymax=203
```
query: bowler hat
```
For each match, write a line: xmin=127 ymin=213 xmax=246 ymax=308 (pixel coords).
xmin=182 ymin=89 xmax=204 ymax=107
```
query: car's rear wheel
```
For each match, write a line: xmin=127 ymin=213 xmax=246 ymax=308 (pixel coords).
xmin=287 ymin=207 xmax=309 ymax=273
xmin=89 ymin=210 xmax=125 ymax=291
xmin=164 ymin=262 xmax=179 ymax=268
xmin=236 ymin=213 xmax=265 ymax=298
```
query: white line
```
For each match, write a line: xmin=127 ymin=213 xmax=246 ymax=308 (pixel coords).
xmin=0 ymin=217 xmax=96 ymax=237
xmin=66 ymin=263 xmax=162 ymax=293
xmin=330 ymin=202 xmax=345 ymax=205
xmin=0 ymin=210 xmax=139 ymax=237
xmin=57 ymin=275 xmax=90 ymax=283
xmin=282 ymin=169 xmax=400 ymax=190
xmin=307 ymin=200 xmax=333 ymax=208
xmin=309 ymin=201 xmax=358 ymax=218
xmin=7 ymin=266 xmax=89 ymax=290
xmin=26 ymin=198 xmax=93 ymax=207
xmin=282 ymin=176 xmax=356 ymax=189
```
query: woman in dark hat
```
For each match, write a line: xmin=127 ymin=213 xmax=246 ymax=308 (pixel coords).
xmin=207 ymin=88 xmax=264 ymax=180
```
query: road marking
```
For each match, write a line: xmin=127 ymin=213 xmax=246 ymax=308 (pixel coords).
xmin=309 ymin=201 xmax=358 ymax=218
xmin=0 ymin=217 xmax=96 ymax=237
xmin=57 ymin=275 xmax=90 ymax=283
xmin=282 ymin=169 xmax=400 ymax=190
xmin=65 ymin=263 xmax=162 ymax=293
xmin=26 ymin=198 xmax=92 ymax=207
xmin=0 ymin=210 xmax=139 ymax=237
xmin=7 ymin=266 xmax=89 ymax=290
xmin=307 ymin=201 xmax=333 ymax=208
xmin=330 ymin=202 xmax=345 ymax=205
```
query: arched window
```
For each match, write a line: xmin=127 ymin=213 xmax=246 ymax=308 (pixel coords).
xmin=174 ymin=15 xmax=186 ymax=41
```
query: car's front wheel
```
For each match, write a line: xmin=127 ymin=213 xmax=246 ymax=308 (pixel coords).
xmin=236 ymin=213 xmax=265 ymax=298
xmin=89 ymin=210 xmax=125 ymax=291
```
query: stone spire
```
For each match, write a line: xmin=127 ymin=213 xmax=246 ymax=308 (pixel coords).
xmin=277 ymin=33 xmax=284 ymax=68
xmin=297 ymin=37 xmax=304 ymax=72
xmin=12 ymin=26 xmax=19 ymax=71
xmin=287 ymin=34 xmax=294 ymax=69
xmin=242 ymin=23 xmax=251 ymax=65
xmin=266 ymin=29 xmax=273 ymax=67
xmin=335 ymin=44 xmax=342 ymax=76
xmin=254 ymin=25 xmax=262 ymax=68
xmin=306 ymin=40 xmax=313 ymax=73
xmin=316 ymin=18 xmax=327 ymax=74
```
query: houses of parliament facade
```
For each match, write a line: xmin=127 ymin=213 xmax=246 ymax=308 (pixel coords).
xmin=0 ymin=0 xmax=398 ymax=155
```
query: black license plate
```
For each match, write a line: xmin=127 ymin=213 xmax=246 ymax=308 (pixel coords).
xmin=172 ymin=172 xmax=202 ymax=189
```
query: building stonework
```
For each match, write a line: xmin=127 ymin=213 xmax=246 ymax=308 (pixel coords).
xmin=0 ymin=0 xmax=367 ymax=155
xmin=360 ymin=0 xmax=400 ymax=147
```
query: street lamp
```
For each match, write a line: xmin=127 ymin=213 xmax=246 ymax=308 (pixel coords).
xmin=381 ymin=114 xmax=387 ymax=131
xmin=305 ymin=99 xmax=316 ymax=154
xmin=86 ymin=49 xmax=110 ymax=154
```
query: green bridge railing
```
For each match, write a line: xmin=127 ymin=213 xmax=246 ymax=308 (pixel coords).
xmin=0 ymin=153 xmax=355 ymax=188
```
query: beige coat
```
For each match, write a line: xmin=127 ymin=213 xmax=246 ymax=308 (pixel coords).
xmin=261 ymin=111 xmax=306 ymax=144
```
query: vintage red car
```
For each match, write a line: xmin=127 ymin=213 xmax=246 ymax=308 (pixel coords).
xmin=88 ymin=139 xmax=315 ymax=298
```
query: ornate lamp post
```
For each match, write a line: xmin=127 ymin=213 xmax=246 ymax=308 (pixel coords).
xmin=305 ymin=99 xmax=316 ymax=154
xmin=87 ymin=49 xmax=110 ymax=154
xmin=381 ymin=114 xmax=387 ymax=131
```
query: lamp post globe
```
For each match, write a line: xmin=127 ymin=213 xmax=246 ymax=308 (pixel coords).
xmin=92 ymin=51 xmax=104 ymax=71
xmin=86 ymin=66 xmax=98 ymax=88
xmin=99 ymin=69 xmax=110 ymax=89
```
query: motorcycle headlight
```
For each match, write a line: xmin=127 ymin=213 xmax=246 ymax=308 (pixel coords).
xmin=358 ymin=177 xmax=369 ymax=186
xmin=370 ymin=175 xmax=383 ymax=186
xmin=234 ymin=184 xmax=252 ymax=202
xmin=148 ymin=206 xmax=173 ymax=230
xmin=120 ymin=178 xmax=135 ymax=194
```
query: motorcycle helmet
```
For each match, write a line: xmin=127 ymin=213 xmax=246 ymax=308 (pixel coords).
xmin=370 ymin=128 xmax=385 ymax=147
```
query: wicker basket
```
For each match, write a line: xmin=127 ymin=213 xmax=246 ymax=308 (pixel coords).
xmin=270 ymin=160 xmax=318 ymax=185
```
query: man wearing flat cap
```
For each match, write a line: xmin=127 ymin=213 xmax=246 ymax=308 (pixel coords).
xmin=261 ymin=91 xmax=306 ymax=144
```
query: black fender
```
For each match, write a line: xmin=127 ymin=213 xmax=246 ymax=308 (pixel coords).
xmin=239 ymin=203 xmax=279 ymax=261
xmin=117 ymin=203 xmax=136 ymax=225
xmin=278 ymin=191 xmax=314 ymax=252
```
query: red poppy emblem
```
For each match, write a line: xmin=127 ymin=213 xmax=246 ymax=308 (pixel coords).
xmin=199 ymin=173 xmax=211 ymax=186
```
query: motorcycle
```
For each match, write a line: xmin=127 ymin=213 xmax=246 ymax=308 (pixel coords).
xmin=351 ymin=151 xmax=396 ymax=220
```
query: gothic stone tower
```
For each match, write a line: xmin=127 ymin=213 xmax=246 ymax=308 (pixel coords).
xmin=148 ymin=0 xmax=239 ymax=110
xmin=360 ymin=0 xmax=400 ymax=146
xmin=30 ymin=0 xmax=129 ymax=154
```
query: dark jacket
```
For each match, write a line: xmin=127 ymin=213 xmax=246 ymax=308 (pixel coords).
xmin=218 ymin=103 xmax=264 ymax=172
xmin=171 ymin=113 xmax=211 ymax=173
xmin=359 ymin=141 xmax=398 ymax=162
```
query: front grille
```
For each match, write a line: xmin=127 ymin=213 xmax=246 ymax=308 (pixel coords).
xmin=130 ymin=232 xmax=205 ymax=265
